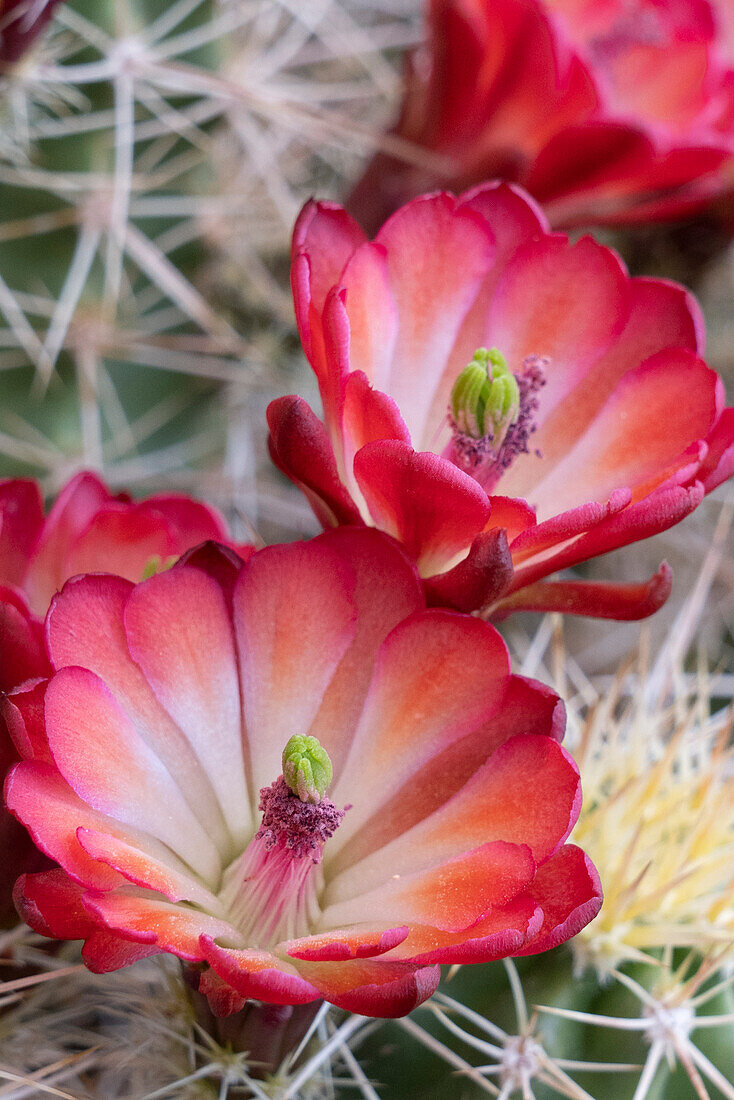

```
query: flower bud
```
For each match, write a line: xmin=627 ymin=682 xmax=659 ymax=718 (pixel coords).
xmin=282 ymin=734 xmax=333 ymax=804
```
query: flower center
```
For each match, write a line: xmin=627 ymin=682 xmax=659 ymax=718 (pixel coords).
xmin=218 ymin=738 xmax=345 ymax=950
xmin=140 ymin=554 xmax=177 ymax=580
xmin=447 ymin=347 xmax=546 ymax=492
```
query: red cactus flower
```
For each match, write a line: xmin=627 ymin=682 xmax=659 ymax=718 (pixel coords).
xmin=268 ymin=186 xmax=734 ymax=618
xmin=348 ymin=0 xmax=734 ymax=233
xmin=6 ymin=531 xmax=601 ymax=1018
xmin=0 ymin=470 xmax=252 ymax=621
xmin=0 ymin=0 xmax=62 ymax=66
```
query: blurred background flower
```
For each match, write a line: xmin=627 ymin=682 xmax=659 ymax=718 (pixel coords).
xmin=347 ymin=0 xmax=734 ymax=234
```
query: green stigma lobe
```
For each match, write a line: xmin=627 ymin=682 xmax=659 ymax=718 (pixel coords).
xmin=450 ymin=348 xmax=520 ymax=442
xmin=140 ymin=554 xmax=178 ymax=581
xmin=282 ymin=734 xmax=333 ymax=804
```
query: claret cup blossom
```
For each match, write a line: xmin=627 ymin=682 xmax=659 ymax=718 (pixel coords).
xmin=0 ymin=468 xmax=253 ymax=694
xmin=6 ymin=530 xmax=601 ymax=1017
xmin=0 ymin=470 xmax=250 ymax=619
xmin=269 ymin=185 xmax=734 ymax=619
xmin=348 ymin=0 xmax=734 ymax=232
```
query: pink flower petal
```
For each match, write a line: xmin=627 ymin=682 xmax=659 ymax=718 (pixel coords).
xmin=284 ymin=924 xmax=409 ymax=962
xmin=124 ymin=565 xmax=251 ymax=846
xmin=529 ymin=349 xmax=720 ymax=515
xmin=504 ymin=275 xmax=705 ymax=497
xmin=44 ymin=666 xmax=222 ymax=882
xmin=353 ymin=439 xmax=490 ymax=576
xmin=0 ymin=592 xmax=48 ymax=692
xmin=201 ymin=936 xmax=320 ymax=1005
xmin=699 ymin=407 xmax=734 ymax=492
xmin=234 ymin=541 xmax=357 ymax=794
xmin=292 ymin=200 xmax=367 ymax=318
xmin=342 ymin=370 xmax=411 ymax=469
xmin=76 ymin=828 xmax=224 ymax=911
xmin=418 ymin=734 xmax=584 ymax=867
xmin=423 ymin=527 xmax=514 ymax=612
xmin=487 ymin=234 xmax=629 ymax=432
xmin=14 ymin=868 xmax=97 ymax=941
xmin=13 ymin=879 xmax=160 ymax=975
xmin=527 ymin=121 xmax=657 ymax=217
xmin=5 ymin=762 xmax=130 ymax=890
xmin=47 ymin=573 xmax=232 ymax=854
xmin=307 ymin=527 xmax=424 ymax=778
xmin=7 ymin=758 xmax=218 ymax=905
xmin=458 ymin=183 xmax=548 ymax=261
xmin=196 ymin=968 xmax=246 ymax=1017
xmin=2 ymin=678 xmax=50 ymax=762
xmin=374 ymin=193 xmax=496 ymax=444
xmin=508 ymin=489 xmax=632 ymax=562
xmin=511 ymin=481 xmax=705 ymax=588
xmin=331 ymin=610 xmax=510 ymax=840
xmin=24 ymin=471 xmax=111 ymax=613
xmin=515 ymin=845 xmax=603 ymax=955
xmin=493 ymin=563 xmax=673 ymax=621
xmin=84 ymin=891 xmax=244 ymax=961
xmin=140 ymin=493 xmax=232 ymax=544
xmin=267 ymin=395 xmax=364 ymax=528
xmin=339 ymin=242 xmax=399 ymax=395
xmin=329 ymin=735 xmax=580 ymax=903
xmin=418 ymin=184 xmax=550 ymax=450
xmin=321 ymin=840 xmax=536 ymax=932
xmin=389 ymin=895 xmax=543 ymax=964
xmin=328 ymin=675 xmax=565 ymax=876
xmin=82 ymin=932 xmax=161 ymax=973
xmin=291 ymin=956 xmax=440 ymax=1017
xmin=485 ymin=495 xmax=537 ymax=542
xmin=62 ymin=504 xmax=179 ymax=583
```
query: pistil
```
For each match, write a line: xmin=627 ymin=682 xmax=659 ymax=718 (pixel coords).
xmin=219 ymin=738 xmax=345 ymax=950
xmin=448 ymin=348 xmax=546 ymax=491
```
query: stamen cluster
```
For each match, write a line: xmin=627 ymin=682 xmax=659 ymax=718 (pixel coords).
xmin=256 ymin=776 xmax=346 ymax=862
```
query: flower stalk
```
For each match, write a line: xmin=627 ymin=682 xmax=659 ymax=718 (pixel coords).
xmin=183 ymin=964 xmax=323 ymax=1079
